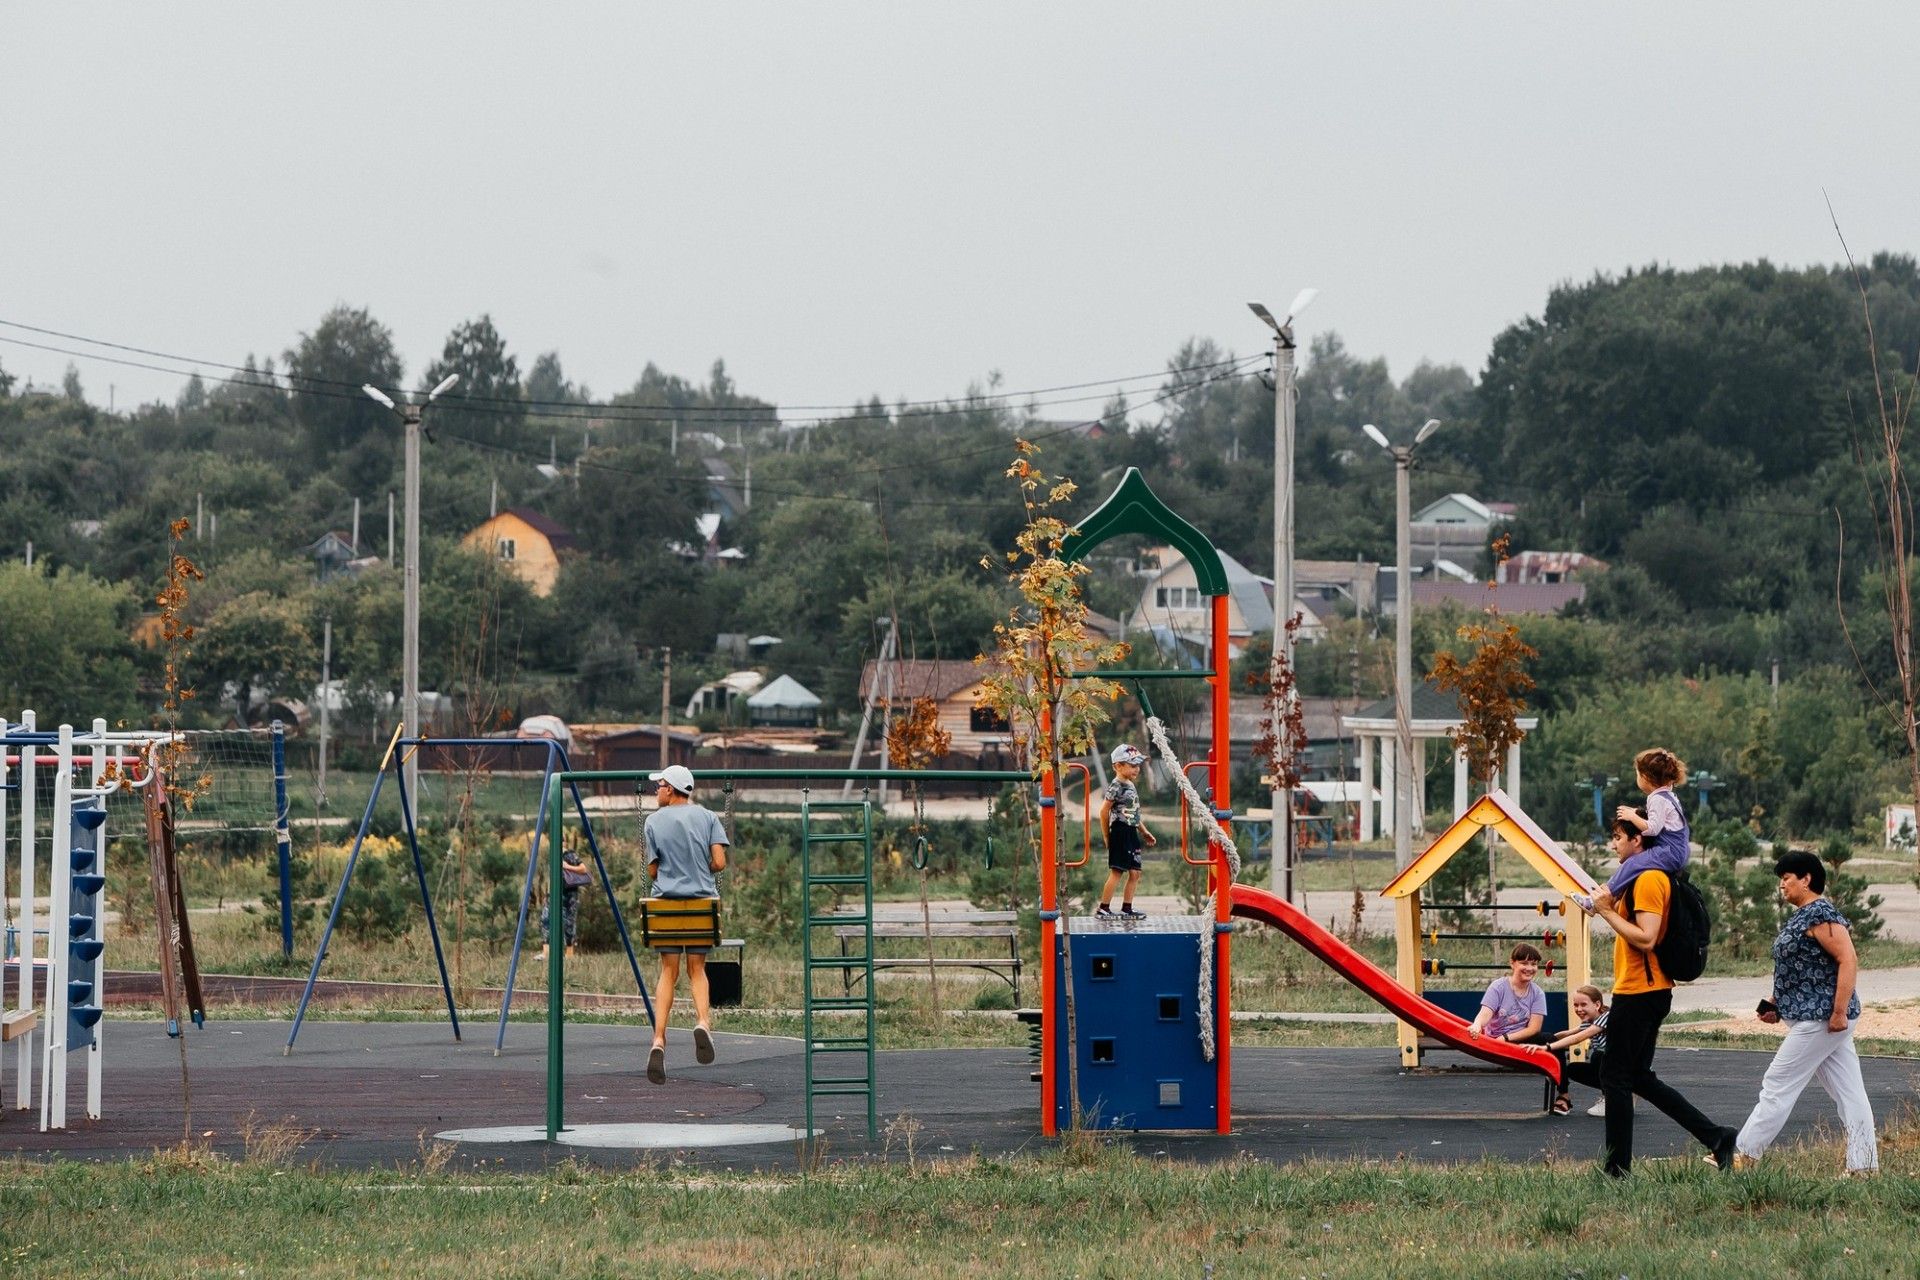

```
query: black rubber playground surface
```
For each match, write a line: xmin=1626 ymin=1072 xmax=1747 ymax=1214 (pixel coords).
xmin=0 ymin=1018 xmax=1912 ymax=1173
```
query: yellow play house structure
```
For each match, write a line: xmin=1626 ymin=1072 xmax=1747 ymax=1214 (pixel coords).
xmin=1380 ymin=789 xmax=1601 ymax=1067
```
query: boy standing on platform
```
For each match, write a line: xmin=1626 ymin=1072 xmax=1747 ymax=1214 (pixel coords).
xmin=1097 ymin=744 xmax=1156 ymax=919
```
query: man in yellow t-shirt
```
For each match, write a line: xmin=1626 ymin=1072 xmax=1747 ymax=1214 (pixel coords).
xmin=1585 ymin=816 xmax=1737 ymax=1177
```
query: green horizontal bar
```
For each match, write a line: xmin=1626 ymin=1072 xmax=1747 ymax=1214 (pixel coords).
xmin=1072 ymin=668 xmax=1214 ymax=680
xmin=552 ymin=768 xmax=1033 ymax=784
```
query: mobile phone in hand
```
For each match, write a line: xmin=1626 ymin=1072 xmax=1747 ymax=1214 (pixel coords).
xmin=1756 ymin=998 xmax=1777 ymax=1016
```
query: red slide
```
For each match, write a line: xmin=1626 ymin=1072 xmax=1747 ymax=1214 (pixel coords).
xmin=1230 ymin=883 xmax=1562 ymax=1086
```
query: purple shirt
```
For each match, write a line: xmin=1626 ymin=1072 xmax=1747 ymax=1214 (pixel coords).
xmin=1603 ymin=788 xmax=1690 ymax=897
xmin=1480 ymin=976 xmax=1547 ymax=1039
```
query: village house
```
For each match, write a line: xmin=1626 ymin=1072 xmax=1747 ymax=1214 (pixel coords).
xmin=459 ymin=507 xmax=576 ymax=597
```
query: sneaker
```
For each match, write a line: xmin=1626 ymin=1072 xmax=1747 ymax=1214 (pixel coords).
xmin=693 ymin=1025 xmax=715 ymax=1065
xmin=1587 ymin=1098 xmax=1606 ymax=1117
xmin=647 ymin=1044 xmax=666 ymax=1085
xmin=1120 ymin=905 xmax=1147 ymax=919
xmin=1095 ymin=904 xmax=1116 ymax=918
xmin=1570 ymin=893 xmax=1596 ymax=914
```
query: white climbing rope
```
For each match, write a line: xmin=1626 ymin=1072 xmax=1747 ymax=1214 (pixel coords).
xmin=1144 ymin=715 xmax=1239 ymax=1061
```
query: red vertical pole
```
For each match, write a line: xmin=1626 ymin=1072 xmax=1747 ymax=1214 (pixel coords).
xmin=1038 ymin=704 xmax=1059 ymax=1137
xmin=1211 ymin=592 xmax=1234 ymax=1133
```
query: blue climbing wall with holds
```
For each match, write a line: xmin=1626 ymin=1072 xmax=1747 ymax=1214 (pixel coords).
xmin=1051 ymin=915 xmax=1218 ymax=1131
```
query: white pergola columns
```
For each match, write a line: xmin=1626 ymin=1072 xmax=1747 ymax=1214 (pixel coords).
xmin=1345 ymin=713 xmax=1538 ymax=844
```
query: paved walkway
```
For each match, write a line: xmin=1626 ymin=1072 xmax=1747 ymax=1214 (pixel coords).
xmin=2 ymin=1019 xmax=1911 ymax=1173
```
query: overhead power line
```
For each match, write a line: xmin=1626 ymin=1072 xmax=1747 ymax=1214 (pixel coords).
xmin=0 ymin=316 xmax=1260 ymax=421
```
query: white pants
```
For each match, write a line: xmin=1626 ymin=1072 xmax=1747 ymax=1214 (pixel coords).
xmin=1735 ymin=1018 xmax=1879 ymax=1172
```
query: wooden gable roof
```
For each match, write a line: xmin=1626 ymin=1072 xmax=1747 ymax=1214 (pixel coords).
xmin=1380 ymin=789 xmax=1599 ymax=901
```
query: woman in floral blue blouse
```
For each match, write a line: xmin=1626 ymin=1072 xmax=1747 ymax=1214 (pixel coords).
xmin=1729 ymin=850 xmax=1878 ymax=1175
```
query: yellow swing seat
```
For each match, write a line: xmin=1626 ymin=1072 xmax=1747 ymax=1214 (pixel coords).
xmin=638 ymin=897 xmax=721 ymax=949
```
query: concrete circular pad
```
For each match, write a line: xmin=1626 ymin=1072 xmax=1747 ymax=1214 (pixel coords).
xmin=436 ymin=1122 xmax=814 ymax=1149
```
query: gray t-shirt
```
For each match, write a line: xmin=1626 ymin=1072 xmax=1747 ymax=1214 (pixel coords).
xmin=644 ymin=802 xmax=729 ymax=898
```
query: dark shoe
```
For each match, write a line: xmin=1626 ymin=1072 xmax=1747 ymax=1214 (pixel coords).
xmin=1120 ymin=905 xmax=1146 ymax=919
xmin=647 ymin=1044 xmax=666 ymax=1085
xmin=1551 ymin=1095 xmax=1572 ymax=1115
xmin=1095 ymin=904 xmax=1116 ymax=918
xmin=694 ymin=1025 xmax=715 ymax=1065
xmin=1710 ymin=1128 xmax=1738 ymax=1172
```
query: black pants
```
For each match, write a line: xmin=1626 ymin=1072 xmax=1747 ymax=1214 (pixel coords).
xmin=1599 ymin=988 xmax=1731 ymax=1176
xmin=1554 ymin=1050 xmax=1605 ymax=1095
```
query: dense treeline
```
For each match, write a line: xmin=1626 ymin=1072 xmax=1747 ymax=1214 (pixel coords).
xmin=3 ymin=254 xmax=1919 ymax=841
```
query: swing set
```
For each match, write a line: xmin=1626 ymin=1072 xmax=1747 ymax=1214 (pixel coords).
xmin=285 ymin=726 xmax=654 ymax=1056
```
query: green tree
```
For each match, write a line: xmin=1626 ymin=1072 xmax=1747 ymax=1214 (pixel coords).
xmin=423 ymin=314 xmax=524 ymax=446
xmin=284 ymin=305 xmax=405 ymax=489
xmin=526 ymin=351 xmax=589 ymax=406
xmin=192 ymin=591 xmax=319 ymax=721
xmin=0 ymin=562 xmax=140 ymax=722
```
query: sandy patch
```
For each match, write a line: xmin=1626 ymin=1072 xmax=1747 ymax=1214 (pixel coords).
xmin=1676 ymin=1000 xmax=1920 ymax=1043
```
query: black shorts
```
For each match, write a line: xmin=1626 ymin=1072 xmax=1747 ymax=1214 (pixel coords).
xmin=1107 ymin=825 xmax=1143 ymax=872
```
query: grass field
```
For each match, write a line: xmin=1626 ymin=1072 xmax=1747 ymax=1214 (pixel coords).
xmin=2 ymin=1120 xmax=1917 ymax=1279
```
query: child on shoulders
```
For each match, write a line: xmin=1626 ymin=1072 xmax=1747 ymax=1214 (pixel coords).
xmin=1590 ymin=747 xmax=1690 ymax=912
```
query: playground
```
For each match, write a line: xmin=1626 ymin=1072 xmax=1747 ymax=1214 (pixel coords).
xmin=3 ymin=466 xmax=1918 ymax=1280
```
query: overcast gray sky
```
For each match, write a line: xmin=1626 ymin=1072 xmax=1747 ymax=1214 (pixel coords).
xmin=5 ymin=2 xmax=1916 ymax=419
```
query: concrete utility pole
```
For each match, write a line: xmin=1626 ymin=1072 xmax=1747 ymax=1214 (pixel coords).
xmin=364 ymin=375 xmax=460 ymax=806
xmin=351 ymin=496 xmax=361 ymax=556
xmin=318 ymin=615 xmax=333 ymax=808
xmin=1249 ymin=289 xmax=1316 ymax=902
xmin=1362 ymin=418 xmax=1442 ymax=871
xmin=660 ymin=647 xmax=673 ymax=770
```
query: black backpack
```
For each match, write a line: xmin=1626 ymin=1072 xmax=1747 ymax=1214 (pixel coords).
xmin=1629 ymin=869 xmax=1711 ymax=983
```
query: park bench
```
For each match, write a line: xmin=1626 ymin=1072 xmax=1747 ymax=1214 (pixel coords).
xmin=831 ymin=905 xmax=1023 ymax=1000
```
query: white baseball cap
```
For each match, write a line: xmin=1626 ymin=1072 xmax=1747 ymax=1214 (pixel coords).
xmin=1110 ymin=744 xmax=1147 ymax=766
xmin=650 ymin=764 xmax=696 ymax=795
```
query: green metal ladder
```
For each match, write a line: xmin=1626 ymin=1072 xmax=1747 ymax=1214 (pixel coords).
xmin=800 ymin=791 xmax=878 ymax=1141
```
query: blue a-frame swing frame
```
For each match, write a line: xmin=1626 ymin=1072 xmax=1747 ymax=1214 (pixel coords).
xmin=285 ymin=731 xmax=652 ymax=1055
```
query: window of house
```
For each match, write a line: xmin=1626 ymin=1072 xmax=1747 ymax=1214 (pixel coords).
xmin=1155 ymin=587 xmax=1168 ymax=608
xmin=496 ymin=537 xmax=517 ymax=561
xmin=970 ymin=706 xmax=1010 ymax=733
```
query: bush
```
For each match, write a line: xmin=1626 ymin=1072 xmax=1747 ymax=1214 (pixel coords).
xmin=971 ymin=983 xmax=1016 ymax=1010
xmin=1817 ymin=836 xmax=1886 ymax=944
xmin=727 ymin=843 xmax=801 ymax=944
xmin=335 ymin=844 xmax=414 ymax=943
xmin=1693 ymin=820 xmax=1780 ymax=960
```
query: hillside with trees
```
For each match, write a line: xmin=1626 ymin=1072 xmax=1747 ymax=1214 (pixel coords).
xmin=3 ymin=254 xmax=1920 ymax=844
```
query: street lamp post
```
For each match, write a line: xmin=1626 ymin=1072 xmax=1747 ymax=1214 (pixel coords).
xmin=1362 ymin=418 xmax=1441 ymax=872
xmin=1250 ymin=289 xmax=1316 ymax=903
xmin=364 ymin=374 xmax=460 ymax=807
